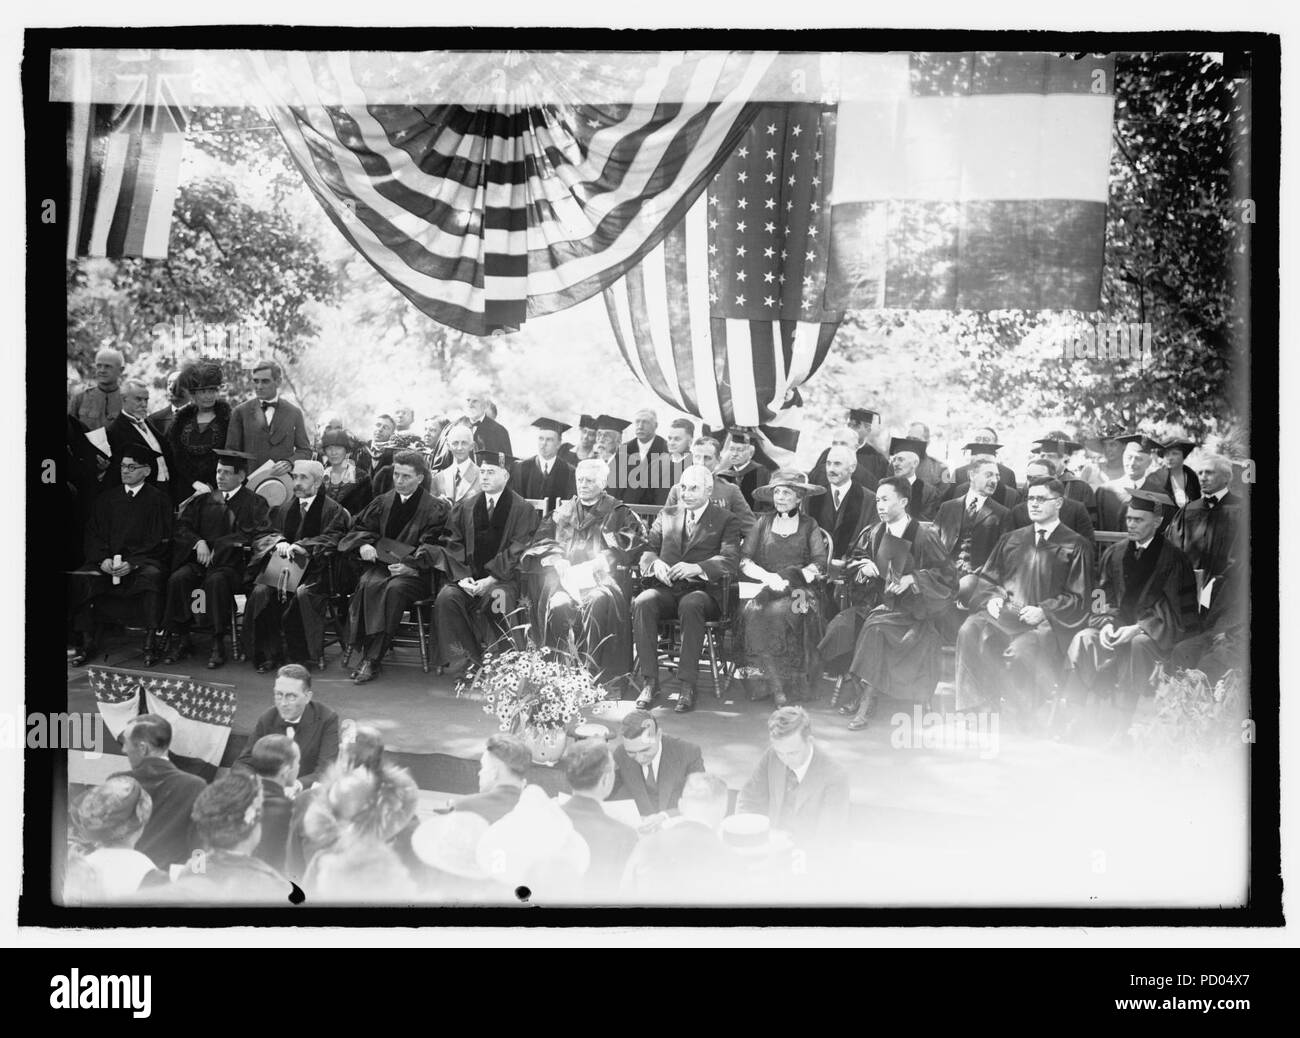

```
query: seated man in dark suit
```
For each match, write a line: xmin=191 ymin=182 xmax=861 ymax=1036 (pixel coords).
xmin=162 ymin=449 xmax=277 ymax=669
xmin=663 ymin=436 xmax=755 ymax=536
xmin=69 ymin=445 xmax=174 ymax=666
xmin=432 ymin=451 xmax=541 ymax=676
xmin=1009 ymin=460 xmax=1096 ymax=541
xmin=244 ymin=459 xmax=352 ymax=673
xmin=117 ymin=714 xmax=207 ymax=870
xmin=453 ymin=733 xmax=532 ymax=824
xmin=808 ymin=445 xmax=876 ymax=559
xmin=609 ymin=712 xmax=706 ymax=827
xmin=631 ymin=465 xmax=743 ymax=713
xmin=512 ymin=417 xmax=577 ymax=515
xmin=934 ymin=458 xmax=1014 ymax=641
xmin=1063 ymin=490 xmax=1198 ymax=740
xmin=955 ymin=478 xmax=1093 ymax=727
xmin=236 ymin=664 xmax=340 ymax=788
xmin=559 ymin=739 xmax=639 ymax=898
xmin=737 ymin=706 xmax=850 ymax=854
xmin=810 ymin=413 xmax=890 ymax=490
xmin=242 ymin=734 xmax=300 ymax=873
xmin=339 ymin=450 xmax=450 ymax=684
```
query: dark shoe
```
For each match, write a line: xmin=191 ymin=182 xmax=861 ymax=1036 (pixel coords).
xmin=256 ymin=656 xmax=282 ymax=675
xmin=632 ymin=674 xmax=658 ymax=710
xmin=353 ymin=659 xmax=378 ymax=684
xmin=164 ymin=633 xmax=193 ymax=664
xmin=207 ymin=638 xmax=226 ymax=669
xmin=848 ymin=690 xmax=875 ymax=731
xmin=142 ymin=630 xmax=163 ymax=667
xmin=69 ymin=641 xmax=97 ymax=668
xmin=674 ymin=686 xmax=696 ymax=713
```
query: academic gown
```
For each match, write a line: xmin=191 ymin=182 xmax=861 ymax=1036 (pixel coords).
xmin=512 ymin=456 xmax=577 ymax=515
xmin=72 ymin=483 xmax=174 ymax=631
xmin=520 ymin=492 xmax=648 ymax=682
xmin=1094 ymin=476 xmax=1149 ymax=532
xmin=818 ymin=519 xmax=958 ymax=700
xmin=1165 ymin=491 xmax=1242 ymax=590
xmin=717 ymin=460 xmax=772 ymax=511
xmin=338 ymin=487 xmax=450 ymax=642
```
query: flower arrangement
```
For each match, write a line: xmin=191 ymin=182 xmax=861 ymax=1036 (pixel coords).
xmin=469 ymin=646 xmax=606 ymax=733
xmin=1135 ymin=665 xmax=1249 ymax=766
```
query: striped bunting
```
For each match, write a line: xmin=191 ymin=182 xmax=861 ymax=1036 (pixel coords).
xmin=66 ymin=49 xmax=192 ymax=260
xmin=603 ymin=102 xmax=843 ymax=430
xmin=826 ymin=51 xmax=1115 ymax=311
xmin=249 ymin=50 xmax=778 ymax=335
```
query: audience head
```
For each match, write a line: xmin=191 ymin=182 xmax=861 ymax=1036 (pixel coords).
xmin=120 ymin=379 xmax=150 ymax=420
xmin=846 ymin=410 xmax=877 ymax=444
xmin=292 ymin=459 xmax=325 ymax=497
xmin=1122 ymin=440 xmax=1152 ymax=479
xmin=1196 ymin=454 xmax=1232 ymax=496
xmin=890 ymin=448 xmax=920 ymax=479
xmin=1025 ymin=457 xmax=1058 ymax=481
xmin=678 ymin=772 xmax=729 ymax=832
xmin=447 ymin=423 xmax=475 ymax=464
xmin=392 ymin=403 xmax=415 ymax=430
xmin=1024 ymin=477 xmax=1065 ymax=524
xmin=479 ymin=733 xmax=532 ymax=792
xmin=690 ymin=436 xmax=723 ymax=472
xmin=875 ymin=475 xmax=910 ymax=522
xmin=192 ymin=771 xmax=264 ymax=853
xmin=165 ymin=370 xmax=190 ymax=409
xmin=121 ymin=714 xmax=172 ymax=769
xmin=118 ymin=445 xmax=155 ymax=487
xmin=906 ymin=421 xmax=931 ymax=442
xmin=633 ymin=409 xmax=658 ymax=442
xmin=476 ymin=451 xmax=512 ymax=495
xmin=666 ymin=418 xmax=695 ymax=456
xmin=248 ymin=734 xmax=301 ymax=788
xmin=341 ymin=722 xmax=386 ymax=772
xmin=829 ymin=425 xmax=859 ymax=452
xmin=678 ymin=464 xmax=715 ymax=510
xmin=767 ymin=706 xmax=814 ymax=771
xmin=561 ymin=739 xmax=616 ymax=800
xmin=969 ymin=458 xmax=1000 ymax=497
xmin=620 ymin=712 xmax=662 ymax=765
xmin=372 ymin=413 xmax=397 ymax=444
xmin=825 ymin=444 xmax=857 ymax=487
xmin=273 ymin=664 xmax=313 ymax=724
xmin=250 ymin=360 xmax=282 ymax=401
xmin=92 ymin=347 xmax=125 ymax=389
xmin=181 ymin=360 xmax=224 ymax=410
xmin=321 ymin=428 xmax=352 ymax=466
xmin=71 ymin=776 xmax=152 ymax=850
xmin=464 ymin=385 xmax=490 ymax=422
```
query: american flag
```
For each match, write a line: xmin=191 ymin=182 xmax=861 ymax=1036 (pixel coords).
xmin=603 ymin=101 xmax=843 ymax=431
xmin=249 ymin=50 xmax=777 ymax=335
xmin=89 ymin=666 xmax=236 ymax=768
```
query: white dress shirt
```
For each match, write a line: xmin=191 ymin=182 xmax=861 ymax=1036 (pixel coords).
xmin=1032 ymin=518 xmax=1062 ymax=539
xmin=790 ymin=745 xmax=815 ymax=785
xmin=126 ymin=414 xmax=169 ymax=481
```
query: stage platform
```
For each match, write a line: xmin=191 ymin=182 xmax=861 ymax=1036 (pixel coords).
xmin=62 ymin=633 xmax=1251 ymax=906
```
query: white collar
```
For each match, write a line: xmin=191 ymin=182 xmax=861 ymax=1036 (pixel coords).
xmin=886 ymin=515 xmax=910 ymax=538
xmin=123 ymin=483 xmax=142 ymax=497
xmin=298 ymin=494 xmax=315 ymax=511
xmin=790 ymin=745 xmax=814 ymax=785
xmin=1209 ymin=487 xmax=1230 ymax=502
xmin=261 ymin=396 xmax=279 ymax=406
xmin=830 ymin=481 xmax=849 ymax=497
xmin=966 ymin=490 xmax=986 ymax=508
xmin=643 ymin=742 xmax=664 ymax=780
xmin=637 ymin=436 xmax=655 ymax=449
xmin=456 ymin=458 xmax=472 ymax=473
xmin=1033 ymin=518 xmax=1061 ymax=537
xmin=1135 ymin=535 xmax=1155 ymax=551
xmin=397 ymin=492 xmax=413 ymax=504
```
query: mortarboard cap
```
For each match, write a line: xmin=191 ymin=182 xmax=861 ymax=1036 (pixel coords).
xmin=1127 ymin=488 xmax=1176 ymax=512
xmin=888 ymin=437 xmax=929 ymax=458
xmin=595 ymin=414 xmax=630 ymax=433
xmin=1113 ymin=433 xmax=1160 ymax=452
xmin=847 ymin=408 xmax=879 ymax=424
xmin=213 ymin=448 xmax=255 ymax=472
xmin=532 ymin=417 xmax=572 ymax=435
xmin=962 ymin=441 xmax=1003 ymax=455
xmin=726 ymin=429 xmax=754 ymax=446
xmin=577 ymin=414 xmax=598 ymax=431
xmin=1032 ymin=437 xmax=1083 ymax=455
xmin=474 ymin=450 xmax=515 ymax=470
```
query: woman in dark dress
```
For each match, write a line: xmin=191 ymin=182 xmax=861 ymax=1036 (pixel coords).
xmin=1147 ymin=440 xmax=1201 ymax=508
xmin=739 ymin=470 xmax=831 ymax=706
xmin=320 ymin=428 xmax=371 ymax=517
xmin=166 ymin=360 xmax=231 ymax=506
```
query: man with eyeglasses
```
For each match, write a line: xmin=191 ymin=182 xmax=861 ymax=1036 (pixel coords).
xmin=69 ymin=445 xmax=174 ymax=667
xmin=235 ymin=664 xmax=339 ymax=788
xmin=521 ymin=456 xmax=648 ymax=687
xmin=955 ymin=477 xmax=1093 ymax=728
xmin=225 ymin=358 xmax=312 ymax=476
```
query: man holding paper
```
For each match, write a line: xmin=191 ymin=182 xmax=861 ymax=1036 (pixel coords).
xmin=521 ymin=456 xmax=648 ymax=687
xmin=338 ymin=450 xmax=450 ymax=684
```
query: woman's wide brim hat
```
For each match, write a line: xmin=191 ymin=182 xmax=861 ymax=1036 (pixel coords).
xmin=247 ymin=464 xmax=294 ymax=508
xmin=753 ymin=469 xmax=825 ymax=502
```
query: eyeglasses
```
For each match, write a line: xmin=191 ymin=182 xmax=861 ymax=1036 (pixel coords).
xmin=119 ymin=462 xmax=149 ymax=472
xmin=1025 ymin=495 xmax=1060 ymax=504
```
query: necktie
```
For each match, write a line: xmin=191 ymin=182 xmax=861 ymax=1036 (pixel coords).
xmin=967 ymin=497 xmax=979 ymax=518
xmin=453 ymin=469 xmax=462 ymax=496
xmin=644 ymin=762 xmax=658 ymax=802
xmin=224 ymin=491 xmax=231 ymax=502
xmin=1134 ymin=545 xmax=1143 ymax=561
xmin=1036 ymin=529 xmax=1047 ymax=548
xmin=487 ymin=497 xmax=495 ymax=517
xmin=1206 ymin=497 xmax=1217 ymax=511
xmin=833 ymin=489 xmax=842 ymax=512
xmin=686 ymin=511 xmax=697 ymax=537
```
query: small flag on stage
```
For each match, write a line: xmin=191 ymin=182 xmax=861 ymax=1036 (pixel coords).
xmin=826 ymin=51 xmax=1115 ymax=312
xmin=66 ymin=48 xmax=193 ymax=260
xmin=87 ymin=666 xmax=237 ymax=779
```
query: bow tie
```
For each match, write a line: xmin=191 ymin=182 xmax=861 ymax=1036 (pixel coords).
xmin=260 ymin=400 xmax=273 ymax=411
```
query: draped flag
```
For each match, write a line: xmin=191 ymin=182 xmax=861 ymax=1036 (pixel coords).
xmin=826 ymin=51 xmax=1115 ymax=311
xmin=249 ymin=50 xmax=778 ymax=335
xmin=65 ymin=49 xmax=193 ymax=259
xmin=603 ymin=100 xmax=843 ymax=430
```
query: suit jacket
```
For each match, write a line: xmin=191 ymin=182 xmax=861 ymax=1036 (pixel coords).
xmin=467 ymin=414 xmax=512 ymax=456
xmin=104 ymin=413 xmax=174 ymax=488
xmin=432 ymin=460 xmax=481 ymax=504
xmin=933 ymin=494 xmax=1013 ymax=573
xmin=452 ymin=783 xmax=523 ymax=824
xmin=619 ymin=434 xmax=671 ymax=506
xmin=954 ymin=460 xmax=1017 ymax=495
xmin=125 ymin=755 xmax=207 ymax=869
xmin=1010 ymin=495 xmax=1096 ymax=542
xmin=236 ymin=701 xmax=340 ymax=787
xmin=171 ymin=485 xmax=277 ymax=574
xmin=225 ymin=396 xmax=313 ymax=471
xmin=148 ymin=405 xmax=182 ymax=438
xmin=942 ymin=478 xmax=1018 ymax=511
xmin=609 ymin=734 xmax=706 ymax=816
xmin=807 ymin=479 xmax=876 ymax=558
xmin=664 ymin=478 xmax=755 ymax=537
xmin=431 ymin=489 xmax=540 ymax=586
xmin=641 ymin=501 xmax=742 ymax=607
xmin=737 ymin=744 xmax=851 ymax=850
xmin=253 ymin=777 xmax=294 ymax=872
xmin=812 ymin=443 xmax=890 ymax=490
xmin=512 ymin=456 xmax=577 ymax=514
xmin=1089 ymin=534 xmax=1198 ymax=654
xmin=561 ymin=795 xmax=639 ymax=893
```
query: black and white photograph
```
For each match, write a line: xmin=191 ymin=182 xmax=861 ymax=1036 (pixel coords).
xmin=9 ymin=10 xmax=1287 ymax=952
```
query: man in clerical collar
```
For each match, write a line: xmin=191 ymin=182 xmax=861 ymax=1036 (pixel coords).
xmin=68 ymin=346 xmax=125 ymax=432
xmin=513 ymin=417 xmax=576 ymax=515
xmin=162 ymin=449 xmax=274 ymax=669
xmin=955 ymin=478 xmax=1092 ymax=730
xmin=244 ymin=459 xmax=352 ymax=672
xmin=339 ymin=450 xmax=450 ymax=684
xmin=69 ymin=444 xmax=174 ymax=667
xmin=432 ymin=450 xmax=540 ymax=678
xmin=1063 ymin=490 xmax=1197 ymax=742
